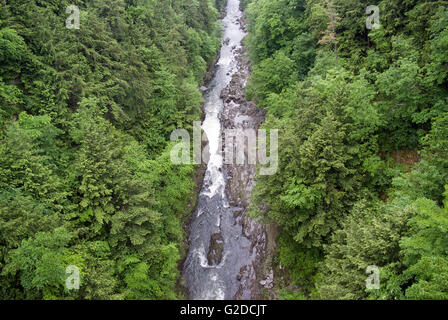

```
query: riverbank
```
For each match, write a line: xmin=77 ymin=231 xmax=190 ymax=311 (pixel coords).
xmin=175 ymin=5 xmax=227 ymax=299
xmin=219 ymin=12 xmax=280 ymax=300
xmin=181 ymin=0 xmax=279 ymax=300
xmin=182 ymin=0 xmax=266 ymax=300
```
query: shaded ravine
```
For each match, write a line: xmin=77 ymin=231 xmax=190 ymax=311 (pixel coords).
xmin=182 ymin=0 xmax=267 ymax=300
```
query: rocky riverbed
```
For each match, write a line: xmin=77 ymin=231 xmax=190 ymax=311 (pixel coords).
xmin=219 ymin=29 xmax=273 ymax=300
xmin=182 ymin=0 xmax=275 ymax=300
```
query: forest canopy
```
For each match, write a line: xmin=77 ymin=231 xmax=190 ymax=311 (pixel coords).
xmin=0 ymin=0 xmax=226 ymax=300
xmin=1 ymin=0 xmax=448 ymax=301
xmin=244 ymin=0 xmax=448 ymax=300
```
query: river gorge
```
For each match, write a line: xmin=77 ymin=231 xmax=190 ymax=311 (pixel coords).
xmin=182 ymin=0 xmax=269 ymax=300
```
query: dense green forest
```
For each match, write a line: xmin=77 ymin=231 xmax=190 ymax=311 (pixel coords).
xmin=244 ymin=0 xmax=448 ymax=299
xmin=2 ymin=0 xmax=448 ymax=301
xmin=0 ymin=0 xmax=226 ymax=299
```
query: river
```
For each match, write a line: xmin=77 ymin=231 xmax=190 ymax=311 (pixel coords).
xmin=182 ymin=0 xmax=267 ymax=300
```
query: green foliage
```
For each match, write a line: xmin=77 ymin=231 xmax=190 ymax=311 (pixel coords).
xmin=247 ymin=50 xmax=298 ymax=100
xmin=276 ymin=235 xmax=321 ymax=290
xmin=369 ymin=194 xmax=448 ymax=300
xmin=315 ymin=199 xmax=411 ymax=300
xmin=0 ymin=0 xmax=224 ymax=300
xmin=0 ymin=28 xmax=29 ymax=79
xmin=245 ymin=0 xmax=315 ymax=99
xmin=251 ymin=65 xmax=382 ymax=266
xmin=245 ymin=0 xmax=448 ymax=299
xmin=279 ymin=288 xmax=308 ymax=300
xmin=3 ymin=228 xmax=74 ymax=300
xmin=0 ymin=113 xmax=68 ymax=213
